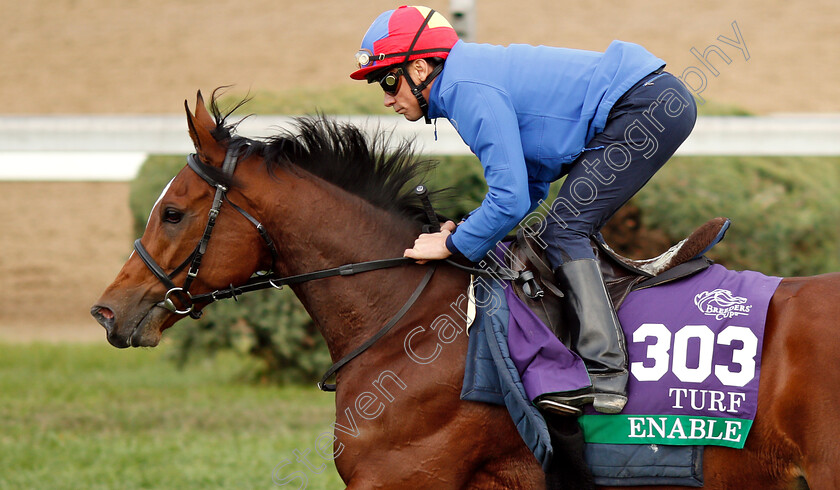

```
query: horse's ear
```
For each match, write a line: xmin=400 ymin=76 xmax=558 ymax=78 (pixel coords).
xmin=185 ymin=90 xmax=224 ymax=163
xmin=194 ymin=91 xmax=217 ymax=131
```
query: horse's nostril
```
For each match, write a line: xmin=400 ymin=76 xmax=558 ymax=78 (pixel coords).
xmin=91 ymin=305 xmax=115 ymax=331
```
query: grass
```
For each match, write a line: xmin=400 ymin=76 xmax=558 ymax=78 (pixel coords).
xmin=0 ymin=342 xmax=344 ymax=489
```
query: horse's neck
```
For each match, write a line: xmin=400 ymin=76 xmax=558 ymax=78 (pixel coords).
xmin=254 ymin=168 xmax=424 ymax=360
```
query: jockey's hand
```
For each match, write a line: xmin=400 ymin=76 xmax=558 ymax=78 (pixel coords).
xmin=404 ymin=220 xmax=457 ymax=264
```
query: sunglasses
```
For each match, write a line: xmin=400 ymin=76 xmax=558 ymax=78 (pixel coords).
xmin=374 ymin=69 xmax=403 ymax=96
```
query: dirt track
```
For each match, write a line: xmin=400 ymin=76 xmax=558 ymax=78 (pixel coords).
xmin=0 ymin=182 xmax=131 ymax=342
xmin=4 ymin=0 xmax=840 ymax=114
xmin=1 ymin=0 xmax=838 ymax=342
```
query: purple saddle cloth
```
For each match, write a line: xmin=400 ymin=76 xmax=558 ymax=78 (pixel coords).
xmin=462 ymin=262 xmax=781 ymax=485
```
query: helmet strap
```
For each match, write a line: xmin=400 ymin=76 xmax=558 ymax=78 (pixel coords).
xmin=402 ymin=62 xmax=444 ymax=124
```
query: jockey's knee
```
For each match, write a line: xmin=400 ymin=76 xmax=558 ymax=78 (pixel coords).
xmin=545 ymin=229 xmax=594 ymax=268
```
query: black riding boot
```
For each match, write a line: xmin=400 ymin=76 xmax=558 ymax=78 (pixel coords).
xmin=537 ymin=258 xmax=628 ymax=415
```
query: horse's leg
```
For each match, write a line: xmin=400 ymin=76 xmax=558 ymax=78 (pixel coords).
xmin=332 ymin=321 xmax=546 ymax=489
xmin=339 ymin=400 xmax=545 ymax=489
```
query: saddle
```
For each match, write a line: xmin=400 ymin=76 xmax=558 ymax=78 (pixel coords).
xmin=507 ymin=217 xmax=731 ymax=341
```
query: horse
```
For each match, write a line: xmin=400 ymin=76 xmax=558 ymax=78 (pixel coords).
xmin=92 ymin=91 xmax=840 ymax=489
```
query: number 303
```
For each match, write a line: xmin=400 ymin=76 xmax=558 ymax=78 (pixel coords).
xmin=630 ymin=323 xmax=758 ymax=388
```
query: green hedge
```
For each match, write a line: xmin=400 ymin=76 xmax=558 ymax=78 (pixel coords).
xmin=639 ymin=155 xmax=840 ymax=276
xmin=130 ymin=152 xmax=840 ymax=384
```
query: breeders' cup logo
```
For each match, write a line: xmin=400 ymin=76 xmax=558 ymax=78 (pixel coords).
xmin=694 ymin=289 xmax=752 ymax=320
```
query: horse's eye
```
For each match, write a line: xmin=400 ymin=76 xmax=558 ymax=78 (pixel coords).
xmin=163 ymin=208 xmax=183 ymax=224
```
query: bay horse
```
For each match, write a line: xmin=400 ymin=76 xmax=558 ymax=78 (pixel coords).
xmin=92 ymin=92 xmax=840 ymax=489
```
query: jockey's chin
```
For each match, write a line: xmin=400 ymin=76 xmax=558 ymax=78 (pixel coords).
xmin=396 ymin=106 xmax=423 ymax=122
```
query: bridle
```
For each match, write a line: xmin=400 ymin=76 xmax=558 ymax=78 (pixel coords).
xmin=133 ymin=145 xmax=535 ymax=391
xmin=132 ymin=145 xmax=439 ymax=391
xmin=134 ymin=145 xmax=431 ymax=317
xmin=134 ymin=144 xmax=278 ymax=319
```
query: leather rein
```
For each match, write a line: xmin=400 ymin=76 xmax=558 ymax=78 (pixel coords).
xmin=133 ymin=147 xmax=529 ymax=391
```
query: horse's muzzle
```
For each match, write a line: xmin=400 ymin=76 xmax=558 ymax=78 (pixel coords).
xmin=90 ymin=303 xmax=159 ymax=348
xmin=90 ymin=304 xmax=134 ymax=348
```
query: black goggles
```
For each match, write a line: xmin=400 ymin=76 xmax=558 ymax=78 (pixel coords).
xmin=372 ymin=68 xmax=403 ymax=96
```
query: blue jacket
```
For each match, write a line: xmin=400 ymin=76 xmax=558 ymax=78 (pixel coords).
xmin=427 ymin=40 xmax=665 ymax=261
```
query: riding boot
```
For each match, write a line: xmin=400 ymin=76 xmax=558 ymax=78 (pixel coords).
xmin=538 ymin=258 xmax=628 ymax=414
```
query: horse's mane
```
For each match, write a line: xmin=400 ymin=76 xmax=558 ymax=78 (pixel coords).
xmin=206 ymin=92 xmax=435 ymax=222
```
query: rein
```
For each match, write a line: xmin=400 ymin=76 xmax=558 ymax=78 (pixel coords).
xmin=133 ymin=148 xmax=531 ymax=391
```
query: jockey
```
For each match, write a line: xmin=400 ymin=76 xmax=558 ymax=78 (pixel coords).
xmin=351 ymin=6 xmax=697 ymax=415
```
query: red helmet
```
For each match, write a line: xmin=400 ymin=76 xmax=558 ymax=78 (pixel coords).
xmin=350 ymin=6 xmax=459 ymax=81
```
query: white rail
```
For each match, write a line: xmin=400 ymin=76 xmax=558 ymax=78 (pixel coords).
xmin=1 ymin=114 xmax=838 ymax=180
